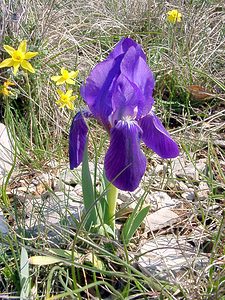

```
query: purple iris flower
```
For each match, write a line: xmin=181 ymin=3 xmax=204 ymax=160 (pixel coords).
xmin=69 ymin=37 xmax=179 ymax=192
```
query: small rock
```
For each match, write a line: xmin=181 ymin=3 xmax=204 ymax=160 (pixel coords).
xmin=0 ymin=210 xmax=8 ymax=234
xmin=171 ymin=156 xmax=206 ymax=181
xmin=25 ymin=190 xmax=83 ymax=229
xmin=58 ymin=168 xmax=80 ymax=186
xmin=145 ymin=207 xmax=179 ymax=232
xmin=196 ymin=181 xmax=209 ymax=200
xmin=138 ymin=235 xmax=209 ymax=280
xmin=181 ymin=191 xmax=195 ymax=201
xmin=0 ymin=123 xmax=14 ymax=184
xmin=178 ymin=181 xmax=190 ymax=192
xmin=146 ymin=192 xmax=178 ymax=210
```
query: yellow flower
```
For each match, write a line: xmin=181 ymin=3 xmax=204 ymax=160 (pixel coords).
xmin=56 ymin=89 xmax=77 ymax=110
xmin=0 ymin=40 xmax=38 ymax=75
xmin=51 ymin=68 xmax=79 ymax=86
xmin=0 ymin=80 xmax=15 ymax=96
xmin=167 ymin=9 xmax=182 ymax=24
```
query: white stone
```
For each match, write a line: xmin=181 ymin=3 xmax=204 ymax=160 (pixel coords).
xmin=0 ymin=210 xmax=8 ymax=234
xmin=138 ymin=235 xmax=209 ymax=280
xmin=145 ymin=207 xmax=179 ymax=232
xmin=181 ymin=191 xmax=195 ymax=201
xmin=146 ymin=192 xmax=178 ymax=210
xmin=196 ymin=181 xmax=209 ymax=200
xmin=170 ymin=156 xmax=206 ymax=181
xmin=25 ymin=190 xmax=83 ymax=228
xmin=0 ymin=123 xmax=14 ymax=183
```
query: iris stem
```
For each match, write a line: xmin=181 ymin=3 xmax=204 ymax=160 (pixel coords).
xmin=107 ymin=183 xmax=118 ymax=232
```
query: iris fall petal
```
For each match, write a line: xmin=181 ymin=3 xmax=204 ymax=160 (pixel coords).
xmin=104 ymin=120 xmax=146 ymax=191
xmin=139 ymin=112 xmax=179 ymax=159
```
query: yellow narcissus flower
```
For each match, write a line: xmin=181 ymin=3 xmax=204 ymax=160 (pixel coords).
xmin=56 ymin=89 xmax=77 ymax=110
xmin=0 ymin=80 xmax=15 ymax=96
xmin=167 ymin=9 xmax=182 ymax=24
xmin=51 ymin=68 xmax=79 ymax=85
xmin=0 ymin=40 xmax=38 ymax=75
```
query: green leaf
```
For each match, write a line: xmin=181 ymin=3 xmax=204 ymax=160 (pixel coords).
xmin=122 ymin=206 xmax=150 ymax=245
xmin=82 ymin=141 xmax=98 ymax=230
xmin=20 ymin=247 xmax=30 ymax=300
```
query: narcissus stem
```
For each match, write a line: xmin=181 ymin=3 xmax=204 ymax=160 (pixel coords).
xmin=107 ymin=183 xmax=118 ymax=232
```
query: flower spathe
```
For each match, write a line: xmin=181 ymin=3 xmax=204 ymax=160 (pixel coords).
xmin=0 ymin=40 xmax=38 ymax=75
xmin=69 ymin=37 xmax=179 ymax=191
xmin=167 ymin=9 xmax=182 ymax=24
xmin=51 ymin=68 xmax=79 ymax=85
xmin=56 ymin=89 xmax=77 ymax=110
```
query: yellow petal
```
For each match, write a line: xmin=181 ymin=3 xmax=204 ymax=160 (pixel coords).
xmin=66 ymin=78 xmax=75 ymax=85
xmin=67 ymin=102 xmax=74 ymax=110
xmin=70 ymin=70 xmax=79 ymax=78
xmin=55 ymin=78 xmax=66 ymax=85
xmin=56 ymin=89 xmax=64 ymax=96
xmin=55 ymin=100 xmax=62 ymax=106
xmin=0 ymin=58 xmax=14 ymax=68
xmin=21 ymin=60 xmax=35 ymax=73
xmin=69 ymin=96 xmax=77 ymax=101
xmin=60 ymin=67 xmax=66 ymax=75
xmin=66 ymin=90 xmax=73 ymax=97
xmin=62 ymin=69 xmax=69 ymax=78
xmin=4 ymin=80 xmax=15 ymax=87
xmin=18 ymin=40 xmax=27 ymax=53
xmin=3 ymin=45 xmax=15 ymax=56
xmin=12 ymin=62 xmax=20 ymax=75
xmin=51 ymin=75 xmax=61 ymax=82
xmin=24 ymin=52 xmax=38 ymax=60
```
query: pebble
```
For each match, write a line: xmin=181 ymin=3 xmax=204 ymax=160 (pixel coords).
xmin=145 ymin=207 xmax=180 ymax=232
xmin=138 ymin=235 xmax=209 ymax=280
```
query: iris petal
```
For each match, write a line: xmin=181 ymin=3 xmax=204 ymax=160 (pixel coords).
xmin=121 ymin=46 xmax=155 ymax=117
xmin=104 ymin=120 xmax=146 ymax=191
xmin=69 ymin=112 xmax=88 ymax=169
xmin=81 ymin=55 xmax=123 ymax=128
xmin=109 ymin=74 xmax=142 ymax=125
xmin=139 ymin=112 xmax=179 ymax=159
xmin=108 ymin=37 xmax=146 ymax=60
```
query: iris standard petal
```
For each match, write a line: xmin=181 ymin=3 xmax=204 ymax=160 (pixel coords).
xmin=109 ymin=74 xmax=142 ymax=125
xmin=121 ymin=46 xmax=155 ymax=117
xmin=104 ymin=120 xmax=146 ymax=191
xmin=69 ymin=112 xmax=88 ymax=169
xmin=81 ymin=55 xmax=123 ymax=128
xmin=139 ymin=112 xmax=179 ymax=159
xmin=108 ymin=37 xmax=146 ymax=61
